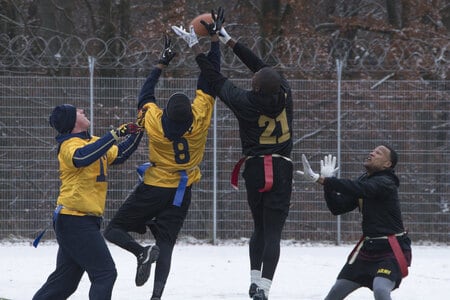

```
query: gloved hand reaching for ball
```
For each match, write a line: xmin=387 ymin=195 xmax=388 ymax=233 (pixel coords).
xmin=297 ymin=154 xmax=339 ymax=183
xmin=171 ymin=25 xmax=199 ymax=48
xmin=200 ymin=7 xmax=225 ymax=36
xmin=158 ymin=35 xmax=176 ymax=66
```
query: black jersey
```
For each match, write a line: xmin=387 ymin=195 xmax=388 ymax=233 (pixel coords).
xmin=195 ymin=42 xmax=293 ymax=157
xmin=323 ymin=169 xmax=405 ymax=237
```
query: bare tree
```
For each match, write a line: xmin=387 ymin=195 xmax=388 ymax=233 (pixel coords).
xmin=386 ymin=0 xmax=403 ymax=28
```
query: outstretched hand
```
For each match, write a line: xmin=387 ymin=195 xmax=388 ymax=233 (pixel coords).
xmin=158 ymin=35 xmax=176 ymax=66
xmin=320 ymin=154 xmax=339 ymax=177
xmin=296 ymin=154 xmax=320 ymax=182
xmin=200 ymin=6 xmax=225 ymax=36
xmin=171 ymin=25 xmax=199 ymax=48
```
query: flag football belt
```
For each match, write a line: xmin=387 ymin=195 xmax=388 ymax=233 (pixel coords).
xmin=136 ymin=162 xmax=187 ymax=207
xmin=231 ymin=154 xmax=292 ymax=191
xmin=33 ymin=205 xmax=103 ymax=248
xmin=347 ymin=232 xmax=409 ymax=278
xmin=32 ymin=205 xmax=63 ymax=248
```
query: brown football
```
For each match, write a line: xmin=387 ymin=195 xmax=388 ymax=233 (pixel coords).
xmin=189 ymin=13 xmax=213 ymax=37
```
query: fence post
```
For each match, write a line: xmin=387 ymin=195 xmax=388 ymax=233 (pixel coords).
xmin=336 ymin=59 xmax=344 ymax=245
xmin=88 ymin=56 xmax=95 ymax=134
xmin=212 ymin=101 xmax=217 ymax=244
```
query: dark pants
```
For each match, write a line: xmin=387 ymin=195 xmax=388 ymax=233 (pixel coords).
xmin=243 ymin=157 xmax=293 ymax=280
xmin=103 ymin=183 xmax=191 ymax=298
xmin=33 ymin=215 xmax=117 ymax=300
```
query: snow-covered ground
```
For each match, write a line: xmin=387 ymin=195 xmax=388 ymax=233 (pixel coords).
xmin=1 ymin=240 xmax=448 ymax=299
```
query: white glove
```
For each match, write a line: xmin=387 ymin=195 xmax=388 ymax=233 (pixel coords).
xmin=171 ymin=25 xmax=199 ymax=48
xmin=320 ymin=154 xmax=339 ymax=177
xmin=218 ymin=27 xmax=232 ymax=44
xmin=296 ymin=154 xmax=320 ymax=182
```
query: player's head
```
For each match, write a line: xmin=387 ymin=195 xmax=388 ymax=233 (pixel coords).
xmin=383 ymin=144 xmax=398 ymax=169
xmin=364 ymin=144 xmax=398 ymax=174
xmin=165 ymin=92 xmax=193 ymax=123
xmin=49 ymin=104 xmax=77 ymax=134
xmin=252 ymin=67 xmax=281 ymax=96
xmin=251 ymin=67 xmax=284 ymax=116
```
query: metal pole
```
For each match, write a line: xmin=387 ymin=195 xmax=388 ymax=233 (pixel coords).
xmin=88 ymin=56 xmax=95 ymax=134
xmin=336 ymin=59 xmax=343 ymax=245
xmin=212 ymin=101 xmax=217 ymax=245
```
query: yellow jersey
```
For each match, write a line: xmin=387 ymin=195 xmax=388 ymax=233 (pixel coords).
xmin=56 ymin=136 xmax=118 ymax=216
xmin=142 ymin=89 xmax=214 ymax=187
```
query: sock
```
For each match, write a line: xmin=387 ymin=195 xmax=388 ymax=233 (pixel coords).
xmin=251 ymin=269 xmax=261 ymax=285
xmin=259 ymin=277 xmax=272 ymax=296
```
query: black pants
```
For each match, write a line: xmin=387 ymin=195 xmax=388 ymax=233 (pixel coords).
xmin=243 ymin=157 xmax=293 ymax=280
xmin=104 ymin=183 xmax=191 ymax=295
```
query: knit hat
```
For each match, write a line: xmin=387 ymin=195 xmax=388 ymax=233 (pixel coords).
xmin=165 ymin=93 xmax=193 ymax=123
xmin=49 ymin=104 xmax=77 ymax=134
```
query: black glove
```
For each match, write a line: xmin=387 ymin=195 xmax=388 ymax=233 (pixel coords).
xmin=158 ymin=35 xmax=176 ymax=66
xmin=200 ymin=7 xmax=225 ymax=36
xmin=111 ymin=122 xmax=141 ymax=140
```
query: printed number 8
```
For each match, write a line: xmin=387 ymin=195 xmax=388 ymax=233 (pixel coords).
xmin=173 ymin=137 xmax=190 ymax=164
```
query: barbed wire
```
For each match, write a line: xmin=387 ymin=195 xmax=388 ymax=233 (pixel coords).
xmin=0 ymin=34 xmax=448 ymax=77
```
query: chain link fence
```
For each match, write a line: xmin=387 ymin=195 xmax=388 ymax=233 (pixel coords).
xmin=0 ymin=35 xmax=448 ymax=243
xmin=0 ymin=74 xmax=448 ymax=244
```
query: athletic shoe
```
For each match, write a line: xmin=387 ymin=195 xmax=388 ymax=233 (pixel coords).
xmin=135 ymin=245 xmax=160 ymax=286
xmin=249 ymin=283 xmax=258 ymax=298
xmin=253 ymin=288 xmax=268 ymax=300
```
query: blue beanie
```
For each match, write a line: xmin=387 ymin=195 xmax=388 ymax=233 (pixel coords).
xmin=49 ymin=104 xmax=77 ymax=134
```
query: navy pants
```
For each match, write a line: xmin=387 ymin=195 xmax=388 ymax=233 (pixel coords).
xmin=33 ymin=214 xmax=117 ymax=300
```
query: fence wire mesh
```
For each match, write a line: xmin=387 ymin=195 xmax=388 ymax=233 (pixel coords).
xmin=0 ymin=76 xmax=448 ymax=244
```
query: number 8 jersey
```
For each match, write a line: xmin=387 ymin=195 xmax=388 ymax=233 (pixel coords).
xmin=140 ymin=89 xmax=214 ymax=188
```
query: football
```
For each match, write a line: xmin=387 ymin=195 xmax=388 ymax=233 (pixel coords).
xmin=190 ymin=13 xmax=213 ymax=37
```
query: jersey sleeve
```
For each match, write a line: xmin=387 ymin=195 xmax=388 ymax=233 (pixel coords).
xmin=72 ymin=132 xmax=116 ymax=167
xmin=138 ymin=67 xmax=162 ymax=109
xmin=233 ymin=42 xmax=268 ymax=73
xmin=191 ymin=89 xmax=215 ymax=130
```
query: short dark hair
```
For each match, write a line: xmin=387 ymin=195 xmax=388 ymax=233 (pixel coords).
xmin=382 ymin=144 xmax=398 ymax=168
xmin=254 ymin=67 xmax=281 ymax=95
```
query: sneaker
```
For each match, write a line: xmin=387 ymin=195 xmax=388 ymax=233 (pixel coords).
xmin=253 ymin=288 xmax=268 ymax=300
xmin=135 ymin=245 xmax=160 ymax=286
xmin=249 ymin=283 xmax=258 ymax=298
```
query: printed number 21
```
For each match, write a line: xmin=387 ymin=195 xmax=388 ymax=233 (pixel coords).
xmin=258 ymin=109 xmax=290 ymax=144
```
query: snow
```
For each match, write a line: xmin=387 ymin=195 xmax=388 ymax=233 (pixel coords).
xmin=1 ymin=240 xmax=449 ymax=299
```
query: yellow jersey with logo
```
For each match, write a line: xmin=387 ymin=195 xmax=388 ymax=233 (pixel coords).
xmin=56 ymin=136 xmax=118 ymax=216
xmin=142 ymin=89 xmax=214 ymax=187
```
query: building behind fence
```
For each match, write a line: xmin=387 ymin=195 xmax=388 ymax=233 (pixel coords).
xmin=1 ymin=75 xmax=448 ymax=244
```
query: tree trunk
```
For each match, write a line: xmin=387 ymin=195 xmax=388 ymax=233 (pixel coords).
xmin=386 ymin=0 xmax=403 ymax=29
